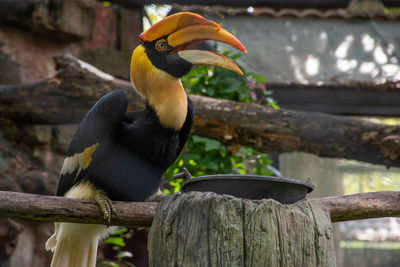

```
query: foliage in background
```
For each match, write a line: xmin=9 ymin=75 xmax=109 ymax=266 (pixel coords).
xmin=163 ymin=50 xmax=279 ymax=194
xmin=344 ymin=171 xmax=400 ymax=195
xmin=182 ymin=50 xmax=278 ymax=108
xmin=341 ymin=241 xmax=400 ymax=249
xmin=102 ymin=228 xmax=135 ymax=267
xmin=143 ymin=5 xmax=172 ymax=30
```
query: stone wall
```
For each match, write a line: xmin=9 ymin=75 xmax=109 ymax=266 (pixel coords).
xmin=0 ymin=1 xmax=142 ymax=266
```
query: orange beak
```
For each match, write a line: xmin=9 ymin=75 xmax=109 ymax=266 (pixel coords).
xmin=140 ymin=12 xmax=247 ymax=75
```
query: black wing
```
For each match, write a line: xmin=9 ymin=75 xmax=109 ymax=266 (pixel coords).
xmin=176 ymin=97 xmax=194 ymax=158
xmin=56 ymin=90 xmax=128 ymax=196
xmin=83 ymin=98 xmax=194 ymax=201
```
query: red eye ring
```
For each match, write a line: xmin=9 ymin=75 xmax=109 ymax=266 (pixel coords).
xmin=155 ymin=39 xmax=168 ymax=52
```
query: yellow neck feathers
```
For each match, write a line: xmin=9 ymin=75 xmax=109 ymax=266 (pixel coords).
xmin=130 ymin=45 xmax=188 ymax=130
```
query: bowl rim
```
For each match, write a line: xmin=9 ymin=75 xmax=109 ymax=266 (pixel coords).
xmin=181 ymin=174 xmax=314 ymax=193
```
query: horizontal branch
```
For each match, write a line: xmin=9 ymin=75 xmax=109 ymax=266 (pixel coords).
xmin=311 ymin=191 xmax=400 ymax=222
xmin=0 ymin=191 xmax=156 ymax=227
xmin=269 ymin=82 xmax=400 ymax=116
xmin=1 ymin=54 xmax=400 ymax=167
xmin=0 ymin=190 xmax=399 ymax=226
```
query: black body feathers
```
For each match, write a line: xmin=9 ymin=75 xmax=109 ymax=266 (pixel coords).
xmin=57 ymin=90 xmax=193 ymax=201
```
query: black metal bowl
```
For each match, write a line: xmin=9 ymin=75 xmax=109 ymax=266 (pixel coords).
xmin=181 ymin=174 xmax=314 ymax=204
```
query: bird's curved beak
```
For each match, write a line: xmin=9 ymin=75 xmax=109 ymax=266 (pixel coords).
xmin=140 ymin=12 xmax=247 ymax=75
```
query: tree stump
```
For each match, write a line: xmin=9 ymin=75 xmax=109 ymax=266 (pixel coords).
xmin=148 ymin=191 xmax=336 ymax=267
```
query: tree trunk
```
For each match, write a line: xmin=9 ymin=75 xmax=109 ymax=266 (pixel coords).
xmin=148 ymin=192 xmax=336 ymax=267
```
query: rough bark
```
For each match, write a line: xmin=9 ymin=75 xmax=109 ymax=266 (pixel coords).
xmin=0 ymin=191 xmax=156 ymax=228
xmin=1 ymin=54 xmax=400 ymax=167
xmin=190 ymin=95 xmax=400 ymax=167
xmin=269 ymin=82 xmax=400 ymax=116
xmin=148 ymin=191 xmax=336 ymax=267
xmin=0 ymin=54 xmax=145 ymax=125
xmin=312 ymin=191 xmax=400 ymax=222
xmin=0 ymin=190 xmax=400 ymax=226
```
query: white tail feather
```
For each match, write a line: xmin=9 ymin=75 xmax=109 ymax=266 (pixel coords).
xmin=46 ymin=182 xmax=117 ymax=266
xmin=46 ymin=222 xmax=116 ymax=267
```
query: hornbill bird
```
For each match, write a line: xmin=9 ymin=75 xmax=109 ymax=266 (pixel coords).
xmin=45 ymin=12 xmax=246 ymax=267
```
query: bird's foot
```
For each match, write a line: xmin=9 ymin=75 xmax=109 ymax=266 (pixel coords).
xmin=146 ymin=192 xmax=163 ymax=202
xmin=93 ymin=190 xmax=117 ymax=227
xmin=146 ymin=187 xmax=164 ymax=202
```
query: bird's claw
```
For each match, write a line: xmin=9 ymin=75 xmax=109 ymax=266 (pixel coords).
xmin=146 ymin=192 xmax=163 ymax=202
xmin=94 ymin=190 xmax=117 ymax=227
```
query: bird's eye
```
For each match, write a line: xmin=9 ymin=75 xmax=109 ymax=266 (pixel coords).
xmin=155 ymin=39 xmax=168 ymax=52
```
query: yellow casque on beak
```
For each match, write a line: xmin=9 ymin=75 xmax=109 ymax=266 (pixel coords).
xmin=140 ymin=12 xmax=220 ymax=42
xmin=140 ymin=12 xmax=247 ymax=75
xmin=167 ymin=24 xmax=247 ymax=54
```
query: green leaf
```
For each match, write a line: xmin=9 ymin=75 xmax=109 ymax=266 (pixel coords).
xmin=112 ymin=228 xmax=128 ymax=236
xmin=207 ymin=161 xmax=219 ymax=171
xmin=163 ymin=188 xmax=172 ymax=194
xmin=101 ymin=260 xmax=119 ymax=267
xmin=191 ymin=135 xmax=206 ymax=143
xmin=104 ymin=237 xmax=126 ymax=247
xmin=230 ymin=53 xmax=242 ymax=60
xmin=266 ymin=97 xmax=280 ymax=110
xmin=248 ymin=72 xmax=267 ymax=83
xmin=204 ymin=139 xmax=222 ymax=151
xmin=206 ymin=87 xmax=215 ymax=96
xmin=116 ymin=251 xmax=133 ymax=260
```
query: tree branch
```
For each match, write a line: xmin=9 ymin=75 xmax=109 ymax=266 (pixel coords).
xmin=0 ymin=191 xmax=156 ymax=228
xmin=0 ymin=190 xmax=399 ymax=225
xmin=311 ymin=191 xmax=400 ymax=222
xmin=1 ymin=54 xmax=400 ymax=167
